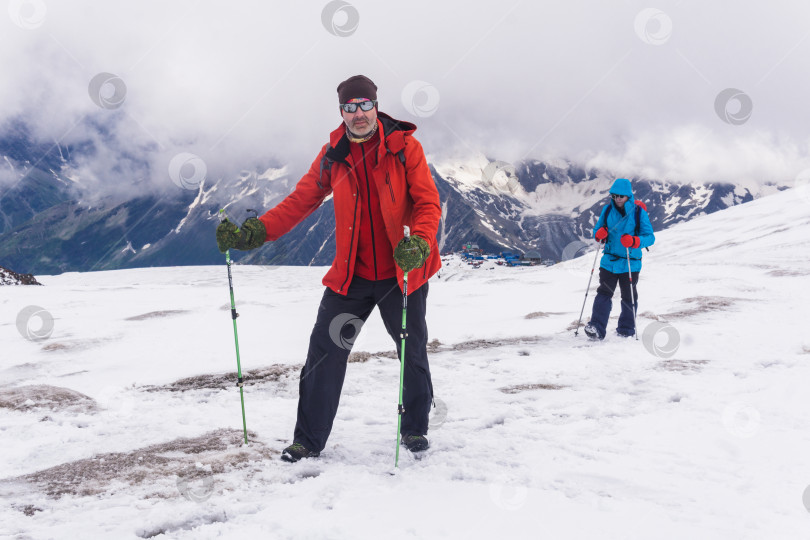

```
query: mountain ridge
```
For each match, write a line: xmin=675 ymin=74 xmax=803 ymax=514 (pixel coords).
xmin=0 ymin=133 xmax=786 ymax=275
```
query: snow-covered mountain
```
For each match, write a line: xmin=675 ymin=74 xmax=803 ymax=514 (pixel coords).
xmin=0 ymin=128 xmax=786 ymax=275
xmin=1 ymin=186 xmax=809 ymax=539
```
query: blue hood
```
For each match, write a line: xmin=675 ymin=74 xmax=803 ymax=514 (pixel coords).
xmin=609 ymin=178 xmax=634 ymax=200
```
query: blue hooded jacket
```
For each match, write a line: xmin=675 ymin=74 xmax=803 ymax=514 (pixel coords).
xmin=592 ymin=178 xmax=655 ymax=273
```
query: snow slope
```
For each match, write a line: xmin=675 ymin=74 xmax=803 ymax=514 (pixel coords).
xmin=1 ymin=188 xmax=809 ymax=539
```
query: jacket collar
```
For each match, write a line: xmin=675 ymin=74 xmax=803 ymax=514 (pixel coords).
xmin=327 ymin=112 xmax=416 ymax=164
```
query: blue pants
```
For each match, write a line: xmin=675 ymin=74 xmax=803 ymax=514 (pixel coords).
xmin=293 ymin=276 xmax=433 ymax=452
xmin=588 ymin=267 xmax=639 ymax=338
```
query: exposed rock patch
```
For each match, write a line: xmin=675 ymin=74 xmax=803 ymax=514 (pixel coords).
xmin=0 ymin=265 xmax=41 ymax=285
xmin=500 ymin=383 xmax=568 ymax=394
xmin=9 ymin=429 xmax=272 ymax=499
xmin=0 ymin=385 xmax=97 ymax=413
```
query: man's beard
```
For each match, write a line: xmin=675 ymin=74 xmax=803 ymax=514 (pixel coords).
xmin=346 ymin=120 xmax=378 ymax=143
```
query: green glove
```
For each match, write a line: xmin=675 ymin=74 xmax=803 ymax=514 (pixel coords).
xmin=393 ymin=234 xmax=430 ymax=272
xmin=216 ymin=217 xmax=266 ymax=253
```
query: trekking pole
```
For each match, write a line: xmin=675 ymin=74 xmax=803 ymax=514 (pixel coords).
xmin=626 ymin=247 xmax=639 ymax=341
xmin=574 ymin=243 xmax=603 ymax=336
xmin=219 ymin=209 xmax=249 ymax=445
xmin=395 ymin=225 xmax=410 ymax=468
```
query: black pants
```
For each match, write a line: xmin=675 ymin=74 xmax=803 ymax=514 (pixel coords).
xmin=589 ymin=267 xmax=639 ymax=338
xmin=293 ymin=276 xmax=433 ymax=452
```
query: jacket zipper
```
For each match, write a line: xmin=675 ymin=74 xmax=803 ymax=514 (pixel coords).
xmin=361 ymin=142 xmax=378 ymax=280
xmin=339 ymin=178 xmax=360 ymax=293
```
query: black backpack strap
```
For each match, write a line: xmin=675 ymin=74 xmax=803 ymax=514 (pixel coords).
xmin=634 ymin=205 xmax=651 ymax=252
xmin=607 ymin=251 xmax=642 ymax=261
xmin=320 ymin=142 xmax=406 ymax=190
xmin=317 ymin=144 xmax=335 ymax=190
xmin=387 ymin=147 xmax=406 ymax=169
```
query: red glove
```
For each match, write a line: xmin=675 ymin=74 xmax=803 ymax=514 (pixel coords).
xmin=595 ymin=227 xmax=608 ymax=243
xmin=621 ymin=234 xmax=640 ymax=248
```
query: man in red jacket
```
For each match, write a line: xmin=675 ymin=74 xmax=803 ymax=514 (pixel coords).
xmin=216 ymin=75 xmax=442 ymax=462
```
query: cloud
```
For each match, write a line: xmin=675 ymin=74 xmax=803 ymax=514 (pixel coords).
xmin=1 ymin=0 xmax=809 ymax=193
xmin=0 ymin=157 xmax=17 ymax=186
xmin=584 ymin=126 xmax=810 ymax=190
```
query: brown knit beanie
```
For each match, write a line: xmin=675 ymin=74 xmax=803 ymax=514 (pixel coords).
xmin=337 ymin=75 xmax=377 ymax=103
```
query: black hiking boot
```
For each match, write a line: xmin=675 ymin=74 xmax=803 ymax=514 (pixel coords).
xmin=583 ymin=324 xmax=602 ymax=340
xmin=401 ymin=434 xmax=429 ymax=453
xmin=281 ymin=442 xmax=320 ymax=462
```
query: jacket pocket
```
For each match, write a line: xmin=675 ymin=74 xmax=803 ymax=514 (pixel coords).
xmin=384 ymin=172 xmax=396 ymax=203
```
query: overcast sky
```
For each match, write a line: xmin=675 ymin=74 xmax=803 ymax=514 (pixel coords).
xmin=1 ymin=0 xmax=809 ymax=195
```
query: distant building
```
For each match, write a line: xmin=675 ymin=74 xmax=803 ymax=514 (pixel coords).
xmin=463 ymin=242 xmax=482 ymax=254
xmin=523 ymin=250 xmax=543 ymax=264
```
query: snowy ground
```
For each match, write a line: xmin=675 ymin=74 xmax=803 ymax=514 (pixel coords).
xmin=2 ymin=187 xmax=810 ymax=539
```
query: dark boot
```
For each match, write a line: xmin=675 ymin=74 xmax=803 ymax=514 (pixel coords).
xmin=584 ymin=324 xmax=603 ymax=340
xmin=281 ymin=442 xmax=320 ymax=463
xmin=401 ymin=434 xmax=429 ymax=452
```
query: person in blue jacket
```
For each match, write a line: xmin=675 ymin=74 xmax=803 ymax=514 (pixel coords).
xmin=584 ymin=178 xmax=655 ymax=339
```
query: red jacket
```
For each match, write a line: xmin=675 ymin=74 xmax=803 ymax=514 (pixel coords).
xmin=258 ymin=112 xmax=442 ymax=295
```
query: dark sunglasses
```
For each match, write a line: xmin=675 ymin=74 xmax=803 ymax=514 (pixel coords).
xmin=340 ymin=100 xmax=377 ymax=113
xmin=611 ymin=194 xmax=628 ymax=200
